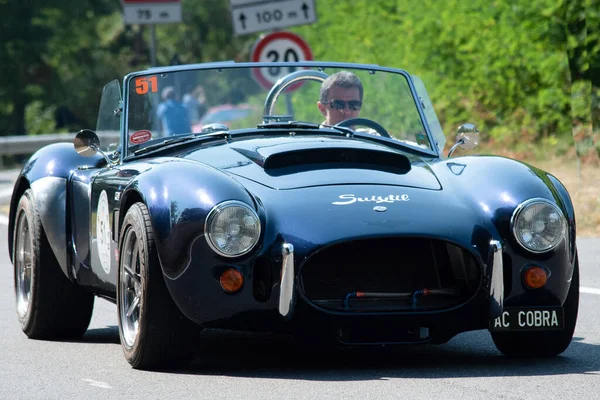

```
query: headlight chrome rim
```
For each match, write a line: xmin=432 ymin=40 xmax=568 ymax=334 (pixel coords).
xmin=205 ymin=200 xmax=261 ymax=258
xmin=510 ymin=198 xmax=566 ymax=254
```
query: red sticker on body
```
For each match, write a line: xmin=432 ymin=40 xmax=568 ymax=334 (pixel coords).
xmin=130 ymin=130 xmax=152 ymax=144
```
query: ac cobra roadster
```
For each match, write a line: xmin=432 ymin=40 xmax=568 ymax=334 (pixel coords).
xmin=9 ymin=61 xmax=578 ymax=369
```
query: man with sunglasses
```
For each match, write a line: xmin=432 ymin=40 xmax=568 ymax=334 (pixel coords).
xmin=317 ymin=71 xmax=363 ymax=126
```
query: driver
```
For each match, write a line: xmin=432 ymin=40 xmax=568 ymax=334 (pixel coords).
xmin=317 ymin=71 xmax=363 ymax=125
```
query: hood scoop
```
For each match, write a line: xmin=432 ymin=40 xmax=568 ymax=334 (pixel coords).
xmin=236 ymin=147 xmax=411 ymax=176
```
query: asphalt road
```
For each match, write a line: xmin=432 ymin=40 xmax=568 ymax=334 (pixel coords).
xmin=0 ymin=172 xmax=599 ymax=400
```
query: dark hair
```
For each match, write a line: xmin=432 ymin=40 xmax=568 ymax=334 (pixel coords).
xmin=319 ymin=71 xmax=363 ymax=103
xmin=161 ymin=86 xmax=176 ymax=101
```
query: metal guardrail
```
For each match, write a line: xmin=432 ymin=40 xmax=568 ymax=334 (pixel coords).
xmin=0 ymin=132 xmax=120 ymax=156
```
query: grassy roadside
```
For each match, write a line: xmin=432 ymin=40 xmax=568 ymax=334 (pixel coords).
xmin=529 ymin=157 xmax=600 ymax=238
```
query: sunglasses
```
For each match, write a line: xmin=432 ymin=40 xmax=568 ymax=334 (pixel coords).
xmin=323 ymin=99 xmax=363 ymax=111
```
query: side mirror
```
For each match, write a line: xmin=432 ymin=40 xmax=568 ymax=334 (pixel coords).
xmin=448 ymin=123 xmax=479 ymax=157
xmin=74 ymin=129 xmax=115 ymax=167
xmin=74 ymin=129 xmax=100 ymax=157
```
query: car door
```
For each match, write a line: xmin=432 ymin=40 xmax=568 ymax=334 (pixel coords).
xmin=70 ymin=80 xmax=123 ymax=294
xmin=89 ymin=167 xmax=138 ymax=294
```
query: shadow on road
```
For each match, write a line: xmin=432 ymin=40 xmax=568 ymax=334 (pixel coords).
xmin=79 ymin=325 xmax=120 ymax=344
xmin=139 ymin=329 xmax=600 ymax=379
xmin=65 ymin=317 xmax=600 ymax=378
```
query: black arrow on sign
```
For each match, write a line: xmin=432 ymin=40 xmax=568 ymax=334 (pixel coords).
xmin=301 ymin=3 xmax=309 ymax=19
xmin=239 ymin=13 xmax=246 ymax=29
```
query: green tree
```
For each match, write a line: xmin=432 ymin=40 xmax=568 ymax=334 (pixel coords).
xmin=294 ymin=0 xmax=598 ymax=152
xmin=0 ymin=0 xmax=121 ymax=135
xmin=1 ymin=0 xmax=598 ymax=163
xmin=564 ymin=0 xmax=600 ymax=160
xmin=0 ymin=0 xmax=253 ymax=135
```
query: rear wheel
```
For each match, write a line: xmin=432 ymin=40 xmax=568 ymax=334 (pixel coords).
xmin=491 ymin=255 xmax=579 ymax=357
xmin=117 ymin=202 xmax=199 ymax=369
xmin=13 ymin=189 xmax=94 ymax=339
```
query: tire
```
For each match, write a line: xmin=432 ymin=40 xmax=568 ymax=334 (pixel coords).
xmin=491 ymin=255 xmax=580 ymax=357
xmin=13 ymin=189 xmax=94 ymax=339
xmin=117 ymin=202 xmax=199 ymax=370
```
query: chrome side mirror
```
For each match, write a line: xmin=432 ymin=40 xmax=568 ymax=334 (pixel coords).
xmin=74 ymin=129 xmax=100 ymax=156
xmin=448 ymin=123 xmax=479 ymax=157
xmin=74 ymin=129 xmax=114 ymax=167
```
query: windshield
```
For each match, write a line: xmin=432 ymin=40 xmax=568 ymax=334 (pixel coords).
xmin=124 ymin=64 xmax=439 ymax=156
xmin=200 ymin=105 xmax=254 ymax=125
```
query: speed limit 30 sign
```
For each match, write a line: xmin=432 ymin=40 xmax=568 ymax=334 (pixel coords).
xmin=251 ymin=31 xmax=313 ymax=91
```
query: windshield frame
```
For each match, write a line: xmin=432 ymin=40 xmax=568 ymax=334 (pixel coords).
xmin=121 ymin=61 xmax=442 ymax=160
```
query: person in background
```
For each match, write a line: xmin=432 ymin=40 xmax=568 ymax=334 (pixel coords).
xmin=183 ymin=85 xmax=207 ymax=127
xmin=157 ymin=86 xmax=190 ymax=136
xmin=317 ymin=71 xmax=363 ymax=126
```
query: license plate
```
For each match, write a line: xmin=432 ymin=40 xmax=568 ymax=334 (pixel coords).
xmin=489 ymin=307 xmax=564 ymax=331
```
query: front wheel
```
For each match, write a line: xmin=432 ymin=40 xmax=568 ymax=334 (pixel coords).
xmin=491 ymin=255 xmax=579 ymax=357
xmin=13 ymin=189 xmax=94 ymax=339
xmin=117 ymin=202 xmax=199 ymax=369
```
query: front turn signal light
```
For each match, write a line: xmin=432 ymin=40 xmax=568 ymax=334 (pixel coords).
xmin=220 ymin=268 xmax=244 ymax=293
xmin=523 ymin=266 xmax=547 ymax=289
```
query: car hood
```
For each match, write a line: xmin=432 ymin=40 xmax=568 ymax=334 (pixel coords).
xmin=182 ymin=136 xmax=441 ymax=190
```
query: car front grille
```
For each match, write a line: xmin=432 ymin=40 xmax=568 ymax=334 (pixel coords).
xmin=299 ymin=237 xmax=481 ymax=312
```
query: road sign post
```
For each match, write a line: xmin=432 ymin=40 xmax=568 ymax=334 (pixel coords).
xmin=230 ymin=0 xmax=317 ymax=36
xmin=121 ymin=0 xmax=182 ymax=66
xmin=121 ymin=0 xmax=182 ymax=24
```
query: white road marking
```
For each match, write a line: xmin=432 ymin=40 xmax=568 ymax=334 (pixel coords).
xmin=581 ymin=287 xmax=600 ymax=295
xmin=82 ymin=379 xmax=112 ymax=389
xmin=0 ymin=215 xmax=8 ymax=226
xmin=0 ymin=188 xmax=13 ymax=198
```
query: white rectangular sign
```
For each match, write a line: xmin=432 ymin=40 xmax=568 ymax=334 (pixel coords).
xmin=230 ymin=0 xmax=317 ymax=36
xmin=122 ymin=0 xmax=182 ymax=25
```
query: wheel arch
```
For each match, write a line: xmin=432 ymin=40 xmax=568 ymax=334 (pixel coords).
xmin=117 ymin=189 xmax=145 ymax=245
xmin=117 ymin=161 xmax=257 ymax=279
xmin=546 ymin=173 xmax=577 ymax=263
xmin=8 ymin=143 xmax=105 ymax=277
xmin=8 ymin=176 xmax=31 ymax=264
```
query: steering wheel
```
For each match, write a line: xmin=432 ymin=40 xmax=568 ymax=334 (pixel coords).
xmin=335 ymin=118 xmax=391 ymax=138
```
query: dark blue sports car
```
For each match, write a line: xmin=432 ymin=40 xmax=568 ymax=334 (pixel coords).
xmin=8 ymin=61 xmax=578 ymax=369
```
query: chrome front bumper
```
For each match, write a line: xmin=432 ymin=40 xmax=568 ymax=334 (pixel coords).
xmin=278 ymin=243 xmax=295 ymax=318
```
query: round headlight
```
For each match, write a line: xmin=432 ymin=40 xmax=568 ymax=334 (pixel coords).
xmin=511 ymin=199 xmax=565 ymax=253
xmin=205 ymin=200 xmax=261 ymax=257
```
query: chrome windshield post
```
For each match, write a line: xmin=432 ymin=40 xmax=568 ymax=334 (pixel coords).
xmin=489 ymin=240 xmax=504 ymax=317
xmin=278 ymin=243 xmax=295 ymax=318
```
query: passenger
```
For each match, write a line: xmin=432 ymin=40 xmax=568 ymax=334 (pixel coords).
xmin=157 ymin=86 xmax=190 ymax=136
xmin=182 ymin=85 xmax=207 ymax=126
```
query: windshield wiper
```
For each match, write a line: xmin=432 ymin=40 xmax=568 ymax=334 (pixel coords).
xmin=320 ymin=123 xmax=356 ymax=136
xmin=257 ymin=121 xmax=356 ymax=136
xmin=257 ymin=121 xmax=320 ymax=129
xmin=133 ymin=134 xmax=201 ymax=155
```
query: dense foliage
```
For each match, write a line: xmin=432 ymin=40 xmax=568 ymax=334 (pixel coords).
xmin=0 ymin=0 xmax=598 ymax=156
